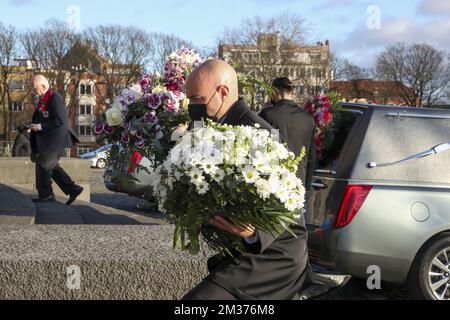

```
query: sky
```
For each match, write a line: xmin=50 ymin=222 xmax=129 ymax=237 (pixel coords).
xmin=1 ymin=0 xmax=450 ymax=68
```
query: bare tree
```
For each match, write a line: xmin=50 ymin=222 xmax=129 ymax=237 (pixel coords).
xmin=218 ymin=12 xmax=311 ymax=82
xmin=331 ymin=54 xmax=369 ymax=81
xmin=376 ymin=43 xmax=450 ymax=107
xmin=83 ymin=25 xmax=154 ymax=106
xmin=21 ymin=20 xmax=80 ymax=110
xmin=0 ymin=23 xmax=20 ymax=140
xmin=219 ymin=12 xmax=310 ymax=45
xmin=218 ymin=12 xmax=332 ymax=108
xmin=149 ymin=34 xmax=193 ymax=71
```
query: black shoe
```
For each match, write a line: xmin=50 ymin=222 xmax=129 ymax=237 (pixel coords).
xmin=66 ymin=186 xmax=83 ymax=205
xmin=32 ymin=195 xmax=56 ymax=203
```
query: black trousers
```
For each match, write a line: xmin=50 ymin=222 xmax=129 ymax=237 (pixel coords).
xmin=35 ymin=151 xmax=78 ymax=198
xmin=181 ymin=279 xmax=238 ymax=300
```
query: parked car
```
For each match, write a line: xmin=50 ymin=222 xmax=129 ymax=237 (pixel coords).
xmin=80 ymin=144 xmax=112 ymax=169
xmin=306 ymin=103 xmax=450 ymax=300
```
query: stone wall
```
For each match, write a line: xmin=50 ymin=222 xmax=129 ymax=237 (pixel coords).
xmin=0 ymin=225 xmax=210 ymax=300
xmin=0 ymin=158 xmax=91 ymax=202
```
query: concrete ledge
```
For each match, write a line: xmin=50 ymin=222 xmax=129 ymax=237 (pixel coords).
xmin=0 ymin=225 xmax=210 ymax=300
xmin=0 ymin=158 xmax=91 ymax=203
xmin=0 ymin=184 xmax=35 ymax=225
xmin=34 ymin=201 xmax=84 ymax=225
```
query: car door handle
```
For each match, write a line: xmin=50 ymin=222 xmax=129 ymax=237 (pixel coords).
xmin=312 ymin=182 xmax=328 ymax=190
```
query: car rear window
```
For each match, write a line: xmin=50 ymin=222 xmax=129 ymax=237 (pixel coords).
xmin=318 ymin=110 xmax=362 ymax=170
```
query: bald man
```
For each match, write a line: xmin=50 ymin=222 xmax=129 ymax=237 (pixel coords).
xmin=30 ymin=75 xmax=83 ymax=205
xmin=182 ymin=60 xmax=317 ymax=300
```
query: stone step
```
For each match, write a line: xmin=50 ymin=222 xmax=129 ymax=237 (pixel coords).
xmin=0 ymin=183 xmax=35 ymax=225
xmin=17 ymin=186 xmax=167 ymax=226
xmin=33 ymin=200 xmax=84 ymax=225
xmin=72 ymin=201 xmax=169 ymax=226
xmin=0 ymin=225 xmax=210 ymax=300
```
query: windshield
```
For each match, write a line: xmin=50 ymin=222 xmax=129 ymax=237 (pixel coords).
xmin=97 ymin=144 xmax=112 ymax=153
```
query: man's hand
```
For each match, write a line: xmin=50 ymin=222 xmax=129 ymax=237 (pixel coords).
xmin=208 ymin=215 xmax=256 ymax=239
xmin=30 ymin=124 xmax=41 ymax=132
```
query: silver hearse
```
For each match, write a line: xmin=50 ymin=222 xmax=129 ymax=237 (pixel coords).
xmin=306 ymin=103 xmax=450 ymax=300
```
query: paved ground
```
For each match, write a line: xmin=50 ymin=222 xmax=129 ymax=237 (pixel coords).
xmin=88 ymin=168 xmax=413 ymax=300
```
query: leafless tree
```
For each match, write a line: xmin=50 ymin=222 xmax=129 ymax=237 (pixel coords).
xmin=0 ymin=23 xmax=20 ymax=140
xmin=331 ymin=54 xmax=369 ymax=81
xmin=149 ymin=34 xmax=193 ymax=71
xmin=218 ymin=12 xmax=330 ymax=106
xmin=21 ymin=20 xmax=80 ymax=111
xmin=83 ymin=25 xmax=154 ymax=106
xmin=376 ymin=43 xmax=450 ymax=107
xmin=219 ymin=12 xmax=310 ymax=45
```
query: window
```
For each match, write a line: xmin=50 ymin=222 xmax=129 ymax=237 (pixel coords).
xmin=314 ymin=86 xmax=322 ymax=94
xmin=79 ymin=104 xmax=92 ymax=115
xmin=318 ymin=110 xmax=362 ymax=170
xmin=310 ymin=54 xmax=321 ymax=63
xmin=299 ymin=67 xmax=306 ymax=78
xmin=10 ymin=80 xmax=24 ymax=91
xmin=8 ymin=101 xmax=25 ymax=112
xmin=299 ymin=85 xmax=306 ymax=95
xmin=80 ymin=84 xmax=93 ymax=95
xmin=78 ymin=125 xmax=92 ymax=136
xmin=78 ymin=145 xmax=94 ymax=157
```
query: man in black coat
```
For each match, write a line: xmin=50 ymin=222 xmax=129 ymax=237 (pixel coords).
xmin=12 ymin=125 xmax=31 ymax=157
xmin=259 ymin=77 xmax=345 ymax=298
xmin=259 ymin=77 xmax=316 ymax=189
xmin=182 ymin=59 xmax=324 ymax=300
xmin=29 ymin=75 xmax=83 ymax=205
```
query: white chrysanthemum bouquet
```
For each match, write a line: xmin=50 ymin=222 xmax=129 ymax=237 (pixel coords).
xmin=151 ymin=121 xmax=306 ymax=256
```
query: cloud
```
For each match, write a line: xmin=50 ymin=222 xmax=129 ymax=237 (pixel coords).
xmin=356 ymin=17 xmax=449 ymax=49
xmin=332 ymin=16 xmax=450 ymax=68
xmin=418 ymin=0 xmax=450 ymax=16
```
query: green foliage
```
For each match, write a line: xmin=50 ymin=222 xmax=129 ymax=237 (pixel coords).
xmin=236 ymin=71 xmax=274 ymax=111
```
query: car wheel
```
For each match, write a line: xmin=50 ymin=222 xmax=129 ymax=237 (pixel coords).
xmin=408 ymin=233 xmax=450 ymax=300
xmin=96 ymin=158 xmax=107 ymax=169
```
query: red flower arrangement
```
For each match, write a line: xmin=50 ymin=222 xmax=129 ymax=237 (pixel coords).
xmin=304 ymin=95 xmax=334 ymax=154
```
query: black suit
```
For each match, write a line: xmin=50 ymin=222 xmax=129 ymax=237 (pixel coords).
xmin=258 ymin=100 xmax=340 ymax=298
xmin=259 ymin=99 xmax=316 ymax=190
xmin=30 ymin=91 xmax=81 ymax=199
xmin=183 ymin=99 xmax=310 ymax=300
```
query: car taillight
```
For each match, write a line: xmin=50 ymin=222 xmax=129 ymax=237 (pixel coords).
xmin=335 ymin=185 xmax=372 ymax=228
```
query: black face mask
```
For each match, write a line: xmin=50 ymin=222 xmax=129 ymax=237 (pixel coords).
xmin=188 ymin=104 xmax=209 ymax=122
xmin=188 ymin=90 xmax=224 ymax=123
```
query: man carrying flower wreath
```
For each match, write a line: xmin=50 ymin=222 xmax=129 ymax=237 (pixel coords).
xmin=29 ymin=75 xmax=83 ymax=205
xmin=179 ymin=60 xmax=339 ymax=300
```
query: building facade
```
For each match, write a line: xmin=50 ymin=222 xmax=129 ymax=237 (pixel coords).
xmin=0 ymin=42 xmax=139 ymax=157
xmin=0 ymin=59 xmax=35 ymax=146
xmin=219 ymin=32 xmax=331 ymax=106
xmin=329 ymin=80 xmax=414 ymax=106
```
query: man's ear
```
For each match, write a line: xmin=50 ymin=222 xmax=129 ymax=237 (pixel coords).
xmin=219 ymin=85 xmax=230 ymax=100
